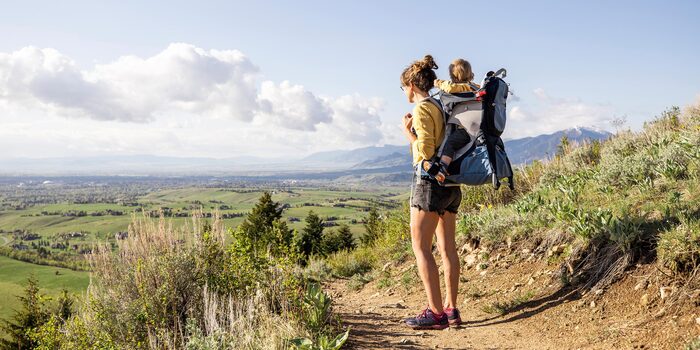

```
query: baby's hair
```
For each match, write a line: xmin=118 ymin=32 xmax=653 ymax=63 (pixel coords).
xmin=449 ymin=59 xmax=474 ymax=83
xmin=400 ymin=55 xmax=438 ymax=92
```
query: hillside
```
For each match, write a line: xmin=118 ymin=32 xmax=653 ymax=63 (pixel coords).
xmin=319 ymin=104 xmax=700 ymax=349
xmin=504 ymin=127 xmax=612 ymax=165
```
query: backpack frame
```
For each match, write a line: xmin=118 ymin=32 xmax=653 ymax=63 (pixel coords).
xmin=428 ymin=69 xmax=515 ymax=190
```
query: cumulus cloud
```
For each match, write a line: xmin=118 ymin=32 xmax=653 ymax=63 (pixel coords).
xmin=0 ymin=43 xmax=390 ymax=157
xmin=318 ymin=94 xmax=384 ymax=145
xmin=256 ymin=80 xmax=332 ymax=131
xmin=503 ymin=88 xmax=614 ymax=139
xmin=0 ymin=44 xmax=261 ymax=122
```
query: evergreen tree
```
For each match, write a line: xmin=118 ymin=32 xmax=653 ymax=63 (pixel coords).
xmin=321 ymin=229 xmax=342 ymax=255
xmin=360 ymin=207 xmax=381 ymax=247
xmin=322 ymin=224 xmax=356 ymax=255
xmin=1 ymin=276 xmax=49 ymax=350
xmin=237 ymin=192 xmax=284 ymax=251
xmin=55 ymin=289 xmax=74 ymax=321
xmin=297 ymin=210 xmax=325 ymax=260
xmin=336 ymin=224 xmax=356 ymax=251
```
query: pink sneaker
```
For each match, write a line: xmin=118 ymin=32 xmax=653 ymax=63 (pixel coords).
xmin=444 ymin=307 xmax=462 ymax=326
xmin=404 ymin=307 xmax=449 ymax=330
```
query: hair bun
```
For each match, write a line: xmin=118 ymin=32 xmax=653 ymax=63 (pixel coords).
xmin=421 ymin=55 xmax=438 ymax=70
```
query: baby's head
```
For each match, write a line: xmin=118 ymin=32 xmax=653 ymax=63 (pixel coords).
xmin=449 ymin=59 xmax=474 ymax=83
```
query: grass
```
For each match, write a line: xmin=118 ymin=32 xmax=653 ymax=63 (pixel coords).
xmin=480 ymin=290 xmax=536 ymax=315
xmin=0 ymin=187 xmax=400 ymax=239
xmin=347 ymin=273 xmax=372 ymax=291
xmin=0 ymin=255 xmax=89 ymax=333
xmin=463 ymin=285 xmax=486 ymax=300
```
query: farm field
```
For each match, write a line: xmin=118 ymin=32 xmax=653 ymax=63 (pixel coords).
xmin=0 ymin=255 xmax=90 ymax=328
xmin=0 ymin=185 xmax=408 ymax=239
xmin=0 ymin=179 xmax=410 ymax=329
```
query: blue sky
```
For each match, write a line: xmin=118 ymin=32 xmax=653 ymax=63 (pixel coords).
xmin=0 ymin=0 xmax=698 ymax=158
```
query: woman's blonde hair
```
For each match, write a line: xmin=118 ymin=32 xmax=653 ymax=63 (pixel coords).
xmin=449 ymin=59 xmax=474 ymax=83
xmin=400 ymin=55 xmax=438 ymax=92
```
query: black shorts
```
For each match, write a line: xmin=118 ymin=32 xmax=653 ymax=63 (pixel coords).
xmin=410 ymin=172 xmax=462 ymax=215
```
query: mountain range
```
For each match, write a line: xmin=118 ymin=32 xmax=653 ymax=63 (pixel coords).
xmin=349 ymin=127 xmax=612 ymax=171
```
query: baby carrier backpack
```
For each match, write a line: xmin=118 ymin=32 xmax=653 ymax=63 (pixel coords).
xmin=427 ymin=69 xmax=515 ymax=190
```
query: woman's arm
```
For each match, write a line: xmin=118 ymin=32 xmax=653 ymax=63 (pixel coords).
xmin=411 ymin=103 xmax=437 ymax=162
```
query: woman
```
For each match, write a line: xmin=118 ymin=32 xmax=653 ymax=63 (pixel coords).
xmin=400 ymin=55 xmax=462 ymax=330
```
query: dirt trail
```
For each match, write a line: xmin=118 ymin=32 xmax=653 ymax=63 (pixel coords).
xmin=327 ymin=259 xmax=699 ymax=349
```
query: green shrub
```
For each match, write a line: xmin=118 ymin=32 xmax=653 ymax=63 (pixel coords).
xmin=456 ymin=205 xmax=534 ymax=244
xmin=326 ymin=248 xmax=375 ymax=278
xmin=601 ymin=151 xmax=656 ymax=189
xmin=304 ymin=258 xmax=333 ymax=282
xmin=514 ymin=192 xmax=546 ymax=215
xmin=478 ymin=209 xmax=528 ymax=243
xmin=321 ymin=224 xmax=356 ymax=255
xmin=686 ymin=336 xmax=700 ymax=350
xmin=290 ymin=330 xmax=349 ymax=350
xmin=347 ymin=273 xmax=372 ymax=291
xmin=657 ymin=220 xmax=700 ymax=274
xmin=605 ymin=212 xmax=644 ymax=253
xmin=31 ymin=208 xmax=315 ymax=349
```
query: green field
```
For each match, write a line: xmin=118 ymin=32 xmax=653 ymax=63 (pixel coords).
xmin=0 ymin=187 xmax=409 ymax=240
xmin=0 ymin=184 xmax=410 ymax=326
xmin=0 ymin=255 xmax=90 ymax=323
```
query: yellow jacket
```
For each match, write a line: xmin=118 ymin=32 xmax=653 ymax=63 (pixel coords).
xmin=410 ymin=99 xmax=444 ymax=166
xmin=434 ymin=79 xmax=480 ymax=93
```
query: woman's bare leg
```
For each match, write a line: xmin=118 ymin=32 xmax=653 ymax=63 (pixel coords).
xmin=435 ymin=211 xmax=459 ymax=309
xmin=410 ymin=207 xmax=443 ymax=314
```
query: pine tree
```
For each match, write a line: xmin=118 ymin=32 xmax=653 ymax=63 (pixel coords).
xmin=238 ymin=191 xmax=284 ymax=251
xmin=336 ymin=224 xmax=356 ymax=251
xmin=322 ymin=224 xmax=356 ymax=255
xmin=297 ymin=210 xmax=325 ymax=260
xmin=1 ymin=276 xmax=49 ymax=350
xmin=321 ymin=228 xmax=339 ymax=256
xmin=360 ymin=207 xmax=381 ymax=247
xmin=55 ymin=289 xmax=74 ymax=321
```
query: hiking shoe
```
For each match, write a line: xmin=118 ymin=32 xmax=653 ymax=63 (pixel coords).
xmin=404 ymin=307 xmax=448 ymax=330
xmin=445 ymin=307 xmax=462 ymax=326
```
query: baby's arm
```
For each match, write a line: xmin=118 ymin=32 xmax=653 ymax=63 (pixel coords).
xmin=434 ymin=79 xmax=478 ymax=93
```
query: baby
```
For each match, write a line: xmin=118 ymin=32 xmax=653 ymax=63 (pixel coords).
xmin=427 ymin=59 xmax=480 ymax=183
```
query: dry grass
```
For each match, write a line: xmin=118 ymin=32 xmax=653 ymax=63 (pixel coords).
xmin=62 ymin=211 xmax=308 ymax=349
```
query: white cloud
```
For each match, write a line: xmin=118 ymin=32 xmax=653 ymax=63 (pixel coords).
xmin=256 ymin=80 xmax=332 ymax=131
xmin=0 ymin=43 xmax=390 ymax=158
xmin=0 ymin=44 xmax=261 ymax=123
xmin=503 ymin=88 xmax=614 ymax=139
xmin=317 ymin=94 xmax=384 ymax=145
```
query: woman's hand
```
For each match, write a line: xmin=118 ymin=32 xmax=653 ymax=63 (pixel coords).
xmin=402 ymin=113 xmax=417 ymax=143
xmin=402 ymin=113 xmax=413 ymax=130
